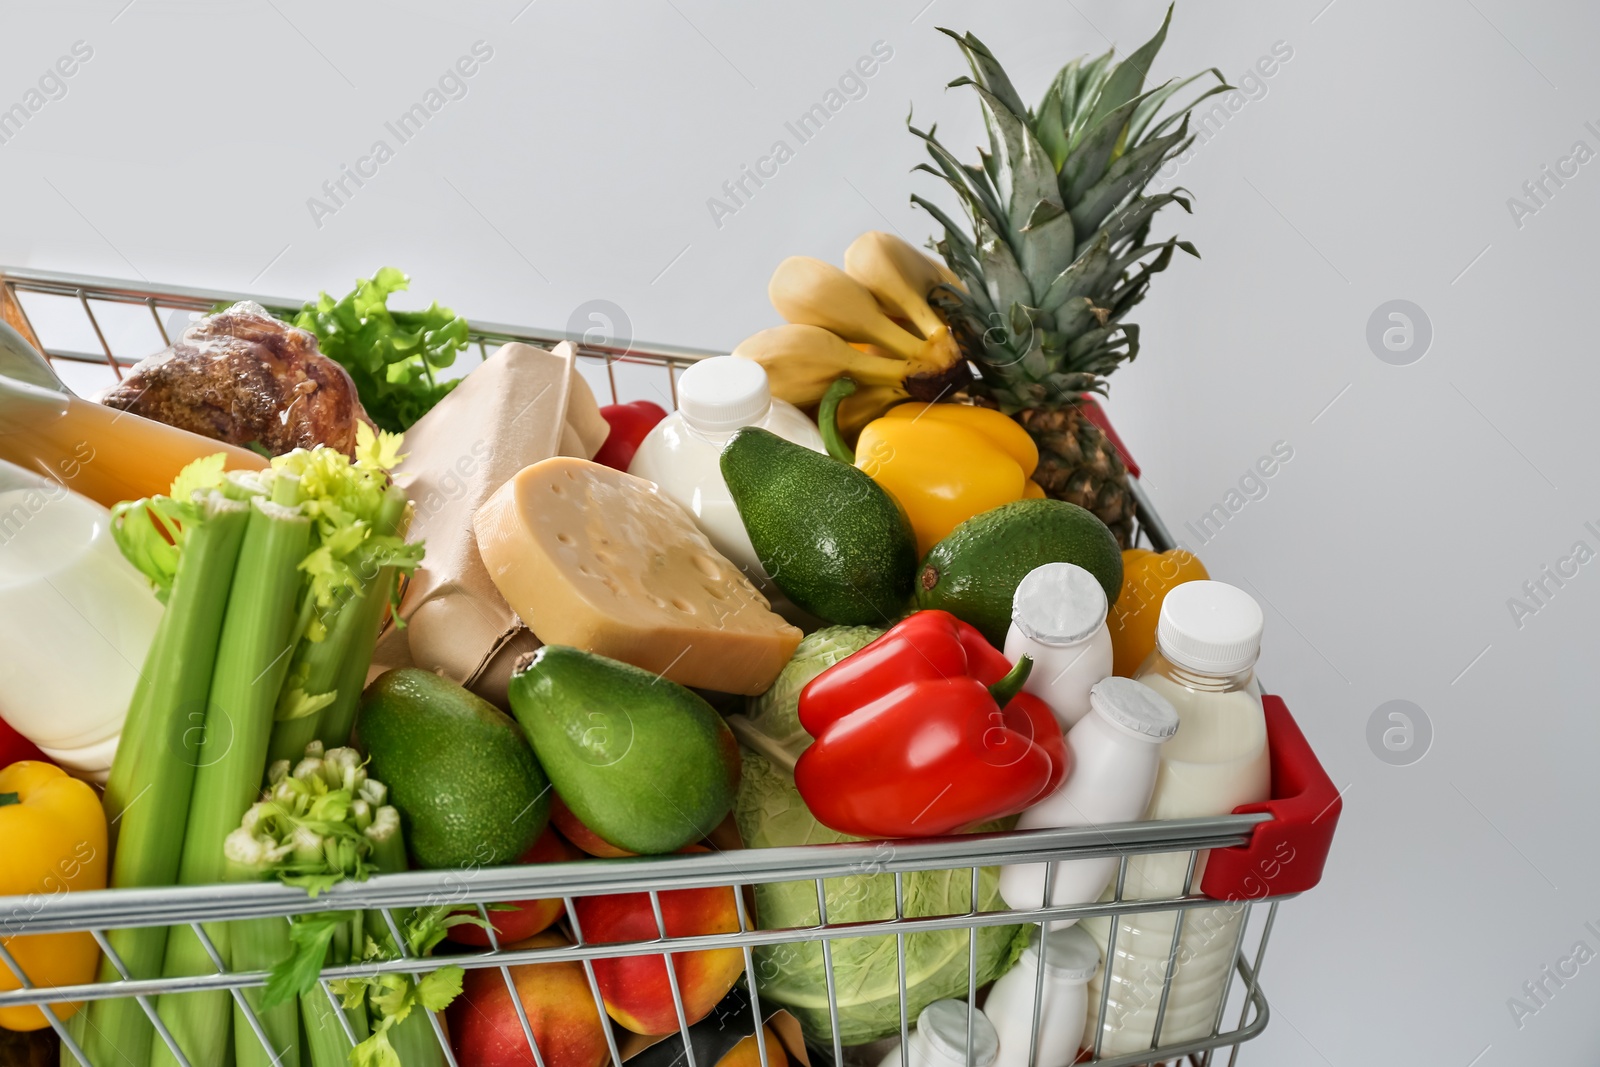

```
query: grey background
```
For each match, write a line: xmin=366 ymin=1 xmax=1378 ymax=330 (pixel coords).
xmin=4 ymin=0 xmax=1597 ymax=1062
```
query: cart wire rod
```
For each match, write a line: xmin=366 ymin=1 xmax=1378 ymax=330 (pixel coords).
xmin=0 ymin=815 xmax=1267 ymax=937
xmin=0 ymin=883 xmax=1297 ymax=1011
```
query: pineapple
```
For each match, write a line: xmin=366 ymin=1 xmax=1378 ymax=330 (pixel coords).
xmin=913 ymin=8 xmax=1225 ymax=544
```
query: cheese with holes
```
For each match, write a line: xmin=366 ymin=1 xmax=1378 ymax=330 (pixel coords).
xmin=474 ymin=457 xmax=802 ymax=695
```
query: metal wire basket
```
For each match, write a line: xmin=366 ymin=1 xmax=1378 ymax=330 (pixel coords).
xmin=0 ymin=267 xmax=1340 ymax=1067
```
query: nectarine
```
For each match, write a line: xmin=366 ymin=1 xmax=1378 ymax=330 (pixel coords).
xmin=720 ymin=1026 xmax=788 ymax=1067
xmin=446 ymin=932 xmax=611 ymax=1067
xmin=447 ymin=827 xmax=579 ymax=947
xmin=573 ymin=857 xmax=744 ymax=1035
xmin=551 ymin=795 xmax=637 ymax=858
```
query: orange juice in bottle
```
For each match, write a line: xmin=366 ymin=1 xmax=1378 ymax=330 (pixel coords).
xmin=0 ymin=372 xmax=266 ymax=507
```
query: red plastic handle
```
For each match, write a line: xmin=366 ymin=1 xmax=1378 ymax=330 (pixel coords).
xmin=1076 ymin=396 xmax=1140 ymax=480
xmin=1199 ymin=695 xmax=1341 ymax=902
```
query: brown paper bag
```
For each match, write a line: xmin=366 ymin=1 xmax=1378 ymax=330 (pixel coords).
xmin=370 ymin=341 xmax=610 ymax=705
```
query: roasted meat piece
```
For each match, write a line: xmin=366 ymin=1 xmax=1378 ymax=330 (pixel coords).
xmin=102 ymin=301 xmax=370 ymax=456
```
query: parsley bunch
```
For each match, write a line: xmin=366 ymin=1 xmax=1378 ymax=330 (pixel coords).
xmin=294 ymin=267 xmax=470 ymax=432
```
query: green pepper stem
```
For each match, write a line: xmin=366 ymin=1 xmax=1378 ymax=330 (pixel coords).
xmin=817 ymin=377 xmax=859 ymax=463
xmin=988 ymin=654 xmax=1034 ymax=709
xmin=0 ymin=792 xmax=18 ymax=808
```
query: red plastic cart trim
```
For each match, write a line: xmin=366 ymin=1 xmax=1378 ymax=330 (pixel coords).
xmin=1076 ymin=396 xmax=1141 ymax=480
xmin=1200 ymin=695 xmax=1340 ymax=902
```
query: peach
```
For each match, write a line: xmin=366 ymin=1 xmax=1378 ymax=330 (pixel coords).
xmin=551 ymin=795 xmax=637 ymax=858
xmin=447 ymin=827 xmax=580 ymax=947
xmin=446 ymin=931 xmax=611 ymax=1067
xmin=720 ymin=1027 xmax=788 ymax=1067
xmin=573 ymin=851 xmax=744 ymax=1035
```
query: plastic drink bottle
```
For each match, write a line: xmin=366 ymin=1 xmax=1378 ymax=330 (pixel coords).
xmin=0 ymin=458 xmax=162 ymax=779
xmin=1003 ymin=562 xmax=1114 ymax=731
xmin=1000 ymin=677 xmax=1180 ymax=924
xmin=1083 ymin=580 xmax=1269 ymax=1055
xmin=628 ymin=356 xmax=823 ymax=594
xmin=877 ymin=1000 xmax=1000 ymax=1067
xmin=983 ymin=924 xmax=1099 ymax=1067
xmin=0 ymin=358 xmax=266 ymax=509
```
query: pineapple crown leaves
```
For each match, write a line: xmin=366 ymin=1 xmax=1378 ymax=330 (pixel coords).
xmin=913 ymin=5 xmax=1228 ymax=412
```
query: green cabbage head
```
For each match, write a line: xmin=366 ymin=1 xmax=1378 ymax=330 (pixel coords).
xmin=734 ymin=626 xmax=1026 ymax=1046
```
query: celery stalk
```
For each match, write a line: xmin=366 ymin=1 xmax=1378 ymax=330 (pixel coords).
xmin=301 ymin=980 xmax=362 ymax=1067
xmin=227 ymin=746 xmax=395 ymax=1067
xmin=297 ymin=908 xmax=369 ymax=1067
xmin=154 ymin=494 xmax=311 ymax=1067
xmin=229 ymin=911 xmax=300 ymax=1067
xmin=360 ymin=817 xmax=447 ymax=1067
xmin=364 ymin=812 xmax=409 ymax=877
xmin=314 ymin=487 xmax=410 ymax=750
xmin=267 ymin=580 xmax=373 ymax=766
xmin=384 ymin=1004 xmax=448 ymax=1067
xmin=76 ymin=492 xmax=251 ymax=1067
xmin=273 ymin=484 xmax=409 ymax=760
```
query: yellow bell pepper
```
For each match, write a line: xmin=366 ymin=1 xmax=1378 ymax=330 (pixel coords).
xmin=1109 ymin=548 xmax=1210 ymax=677
xmin=0 ymin=761 xmax=108 ymax=1031
xmin=819 ymin=378 xmax=1041 ymax=555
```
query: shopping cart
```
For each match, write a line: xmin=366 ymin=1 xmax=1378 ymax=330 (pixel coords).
xmin=0 ymin=267 xmax=1342 ymax=1067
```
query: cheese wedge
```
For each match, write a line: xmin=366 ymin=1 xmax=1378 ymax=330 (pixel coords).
xmin=474 ymin=457 xmax=802 ymax=695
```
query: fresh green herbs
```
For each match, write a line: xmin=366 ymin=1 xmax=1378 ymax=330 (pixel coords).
xmin=293 ymin=267 xmax=471 ymax=432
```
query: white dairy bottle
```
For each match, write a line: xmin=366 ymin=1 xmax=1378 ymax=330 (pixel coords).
xmin=1083 ymin=580 xmax=1269 ymax=1056
xmin=1000 ymin=677 xmax=1179 ymax=925
xmin=627 ymin=356 xmax=824 ymax=599
xmin=983 ymin=924 xmax=1099 ymax=1067
xmin=1003 ymin=562 xmax=1114 ymax=731
xmin=876 ymin=999 xmax=999 ymax=1067
xmin=0 ymin=459 xmax=163 ymax=780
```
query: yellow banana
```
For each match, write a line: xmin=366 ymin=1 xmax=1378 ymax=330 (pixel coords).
xmin=732 ymin=324 xmax=910 ymax=406
xmin=836 ymin=382 xmax=913 ymax=436
xmin=843 ymin=231 xmax=949 ymax=339
xmin=741 ymin=234 xmax=974 ymax=440
xmin=768 ymin=257 xmax=925 ymax=360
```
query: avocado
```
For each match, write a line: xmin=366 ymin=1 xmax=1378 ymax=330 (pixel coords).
xmin=358 ymin=668 xmax=550 ymax=870
xmin=721 ymin=427 xmax=916 ymax=625
xmin=913 ymin=498 xmax=1123 ymax=646
xmin=507 ymin=645 xmax=740 ymax=855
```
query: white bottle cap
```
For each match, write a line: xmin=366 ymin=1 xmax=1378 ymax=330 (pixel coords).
xmin=1088 ymin=677 xmax=1180 ymax=740
xmin=1010 ymin=562 xmax=1108 ymax=646
xmin=676 ymin=356 xmax=772 ymax=432
xmin=1156 ymin=580 xmax=1264 ymax=675
xmin=916 ymin=1000 xmax=999 ymax=1067
xmin=1019 ymin=923 xmax=1101 ymax=982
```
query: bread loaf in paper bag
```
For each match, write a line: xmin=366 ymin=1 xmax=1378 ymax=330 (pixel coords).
xmin=371 ymin=340 xmax=609 ymax=705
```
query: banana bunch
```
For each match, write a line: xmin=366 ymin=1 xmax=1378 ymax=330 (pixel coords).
xmin=734 ymin=232 xmax=969 ymax=436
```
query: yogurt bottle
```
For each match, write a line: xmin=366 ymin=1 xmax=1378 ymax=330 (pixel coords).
xmin=983 ymin=925 xmax=1099 ymax=1067
xmin=877 ymin=999 xmax=999 ymax=1067
xmin=0 ymin=459 xmax=163 ymax=780
xmin=628 ymin=356 xmax=824 ymax=596
xmin=1003 ymin=562 xmax=1114 ymax=730
xmin=1000 ymin=677 xmax=1180 ymax=925
xmin=1083 ymin=580 xmax=1269 ymax=1055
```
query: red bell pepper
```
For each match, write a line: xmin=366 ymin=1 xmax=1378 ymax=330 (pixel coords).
xmin=0 ymin=716 xmax=47 ymax=770
xmin=794 ymin=610 xmax=1069 ymax=838
xmin=593 ymin=400 xmax=668 ymax=471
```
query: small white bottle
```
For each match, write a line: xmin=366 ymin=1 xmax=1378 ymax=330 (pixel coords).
xmin=1083 ymin=580 xmax=1269 ymax=1055
xmin=983 ymin=925 xmax=1100 ymax=1067
xmin=1004 ymin=562 xmax=1114 ymax=731
xmin=627 ymin=356 xmax=824 ymax=594
xmin=0 ymin=459 xmax=163 ymax=780
xmin=877 ymin=1000 xmax=999 ymax=1067
xmin=1000 ymin=677 xmax=1179 ymax=924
